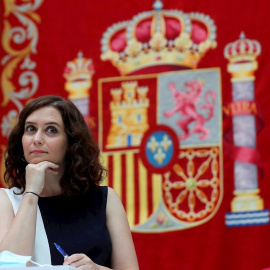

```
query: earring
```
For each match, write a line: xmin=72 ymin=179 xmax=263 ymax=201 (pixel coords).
xmin=21 ymin=155 xmax=27 ymax=162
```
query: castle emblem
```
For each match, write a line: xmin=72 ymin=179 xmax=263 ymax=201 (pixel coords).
xmin=106 ymin=81 xmax=149 ymax=148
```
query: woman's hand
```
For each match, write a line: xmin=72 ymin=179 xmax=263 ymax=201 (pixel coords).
xmin=25 ymin=161 xmax=59 ymax=195
xmin=63 ymin=254 xmax=100 ymax=269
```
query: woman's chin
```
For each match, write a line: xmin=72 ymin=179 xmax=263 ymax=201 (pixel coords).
xmin=28 ymin=158 xmax=52 ymax=164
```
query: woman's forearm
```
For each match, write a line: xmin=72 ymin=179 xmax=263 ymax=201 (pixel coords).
xmin=0 ymin=193 xmax=38 ymax=256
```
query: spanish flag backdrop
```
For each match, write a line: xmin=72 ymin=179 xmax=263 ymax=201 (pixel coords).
xmin=1 ymin=0 xmax=270 ymax=269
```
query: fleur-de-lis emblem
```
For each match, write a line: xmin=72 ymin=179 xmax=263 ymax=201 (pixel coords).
xmin=160 ymin=134 xmax=172 ymax=151
xmin=140 ymin=125 xmax=179 ymax=174
xmin=147 ymin=136 xmax=159 ymax=152
xmin=154 ymin=148 xmax=166 ymax=164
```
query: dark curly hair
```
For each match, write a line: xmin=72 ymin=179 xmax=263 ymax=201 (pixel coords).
xmin=4 ymin=95 xmax=107 ymax=196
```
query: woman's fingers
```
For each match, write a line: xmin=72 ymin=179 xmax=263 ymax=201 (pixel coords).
xmin=27 ymin=161 xmax=59 ymax=173
xmin=25 ymin=161 xmax=59 ymax=193
xmin=36 ymin=161 xmax=59 ymax=175
xmin=63 ymin=253 xmax=84 ymax=266
xmin=63 ymin=254 xmax=98 ymax=269
xmin=34 ymin=160 xmax=59 ymax=169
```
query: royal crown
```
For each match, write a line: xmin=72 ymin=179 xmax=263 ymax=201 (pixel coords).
xmin=224 ymin=32 xmax=261 ymax=63
xmin=100 ymin=0 xmax=217 ymax=75
xmin=63 ymin=51 xmax=95 ymax=99
xmin=64 ymin=51 xmax=94 ymax=82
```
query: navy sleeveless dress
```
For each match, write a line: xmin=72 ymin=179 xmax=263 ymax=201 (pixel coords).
xmin=38 ymin=186 xmax=112 ymax=267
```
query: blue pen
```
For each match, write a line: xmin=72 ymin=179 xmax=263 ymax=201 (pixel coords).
xmin=54 ymin=243 xmax=68 ymax=258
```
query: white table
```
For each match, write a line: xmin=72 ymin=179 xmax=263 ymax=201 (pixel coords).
xmin=8 ymin=266 xmax=76 ymax=270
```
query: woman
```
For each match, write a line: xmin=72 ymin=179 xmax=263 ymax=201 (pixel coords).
xmin=0 ymin=95 xmax=139 ymax=269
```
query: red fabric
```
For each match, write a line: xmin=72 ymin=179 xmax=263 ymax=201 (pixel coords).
xmin=1 ymin=1 xmax=270 ymax=270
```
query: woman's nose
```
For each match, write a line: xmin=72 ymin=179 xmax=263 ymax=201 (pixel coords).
xmin=33 ymin=132 xmax=44 ymax=145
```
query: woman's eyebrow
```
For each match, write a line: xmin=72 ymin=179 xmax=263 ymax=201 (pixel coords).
xmin=44 ymin=122 xmax=61 ymax=127
xmin=24 ymin=121 xmax=36 ymax=126
xmin=24 ymin=121 xmax=61 ymax=127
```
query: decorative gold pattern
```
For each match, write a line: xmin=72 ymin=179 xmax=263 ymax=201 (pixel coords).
xmin=163 ymin=148 xmax=220 ymax=222
xmin=1 ymin=0 xmax=43 ymax=130
xmin=1 ymin=0 xmax=43 ymax=184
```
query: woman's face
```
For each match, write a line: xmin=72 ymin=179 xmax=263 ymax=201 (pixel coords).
xmin=22 ymin=106 xmax=68 ymax=166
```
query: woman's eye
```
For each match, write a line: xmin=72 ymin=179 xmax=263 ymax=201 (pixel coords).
xmin=25 ymin=125 xmax=36 ymax=132
xmin=47 ymin=126 xmax=57 ymax=134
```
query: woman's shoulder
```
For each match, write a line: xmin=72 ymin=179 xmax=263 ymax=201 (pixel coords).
xmin=0 ymin=187 xmax=12 ymax=198
xmin=0 ymin=188 xmax=14 ymax=211
xmin=0 ymin=187 xmax=23 ymax=213
xmin=107 ymin=186 xmax=120 ymax=198
xmin=0 ymin=188 xmax=7 ymax=197
xmin=0 ymin=187 xmax=23 ymax=197
xmin=90 ymin=186 xmax=121 ymax=209
xmin=106 ymin=187 xmax=123 ymax=211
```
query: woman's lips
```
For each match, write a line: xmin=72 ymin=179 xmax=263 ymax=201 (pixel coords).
xmin=31 ymin=150 xmax=47 ymax=154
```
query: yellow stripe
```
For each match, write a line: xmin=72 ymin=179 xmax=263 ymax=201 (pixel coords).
xmin=100 ymin=153 xmax=108 ymax=186
xmin=138 ymin=158 xmax=148 ymax=224
xmin=126 ymin=152 xmax=135 ymax=226
xmin=152 ymin=173 xmax=162 ymax=212
xmin=113 ymin=153 xmax=122 ymax=200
